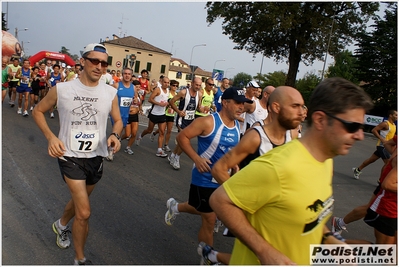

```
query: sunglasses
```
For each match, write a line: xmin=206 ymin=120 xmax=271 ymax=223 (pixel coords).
xmin=170 ymin=84 xmax=178 ymax=87
xmin=207 ymin=83 xmax=215 ymax=86
xmin=324 ymin=112 xmax=365 ymax=133
xmin=84 ymin=57 xmax=109 ymax=68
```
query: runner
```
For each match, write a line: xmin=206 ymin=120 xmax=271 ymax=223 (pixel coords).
xmin=164 ymin=87 xmax=251 ymax=265
xmin=136 ymin=77 xmax=170 ymax=157
xmin=123 ymin=80 xmax=142 ymax=155
xmin=32 ymin=43 xmax=123 ymax=265
xmin=2 ymin=56 xmax=11 ymax=102
xmin=47 ymin=64 xmax=64 ymax=118
xmin=195 ymin=78 xmax=215 ymax=118
xmin=29 ymin=66 xmax=41 ymax=111
xmin=8 ymin=57 xmax=21 ymax=107
xmin=167 ymin=77 xmax=203 ymax=169
xmin=15 ymin=59 xmax=32 ymax=116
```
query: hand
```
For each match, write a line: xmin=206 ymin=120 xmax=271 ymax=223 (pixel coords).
xmin=179 ymin=111 xmax=186 ymax=117
xmin=48 ymin=136 xmax=66 ymax=158
xmin=107 ymin=135 xmax=121 ymax=153
xmin=194 ymin=157 xmax=212 ymax=173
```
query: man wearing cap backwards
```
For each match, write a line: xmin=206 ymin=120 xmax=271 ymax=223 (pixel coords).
xmin=33 ymin=43 xmax=123 ymax=265
xmin=209 ymin=77 xmax=374 ymax=265
xmin=164 ymin=87 xmax=252 ymax=265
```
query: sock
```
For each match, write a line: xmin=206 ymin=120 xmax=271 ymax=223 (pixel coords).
xmin=208 ymin=250 xmax=218 ymax=263
xmin=355 ymin=167 xmax=360 ymax=173
xmin=157 ymin=148 xmax=163 ymax=152
xmin=57 ymin=219 xmax=67 ymax=230
xmin=126 ymin=146 xmax=130 ymax=149
xmin=170 ymin=153 xmax=176 ymax=158
xmin=172 ymin=202 xmax=179 ymax=213
xmin=175 ymin=155 xmax=180 ymax=161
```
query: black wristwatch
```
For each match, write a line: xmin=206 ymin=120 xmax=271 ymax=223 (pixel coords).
xmin=109 ymin=132 xmax=121 ymax=141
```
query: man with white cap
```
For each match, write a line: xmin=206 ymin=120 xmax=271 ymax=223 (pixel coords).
xmin=33 ymin=43 xmax=123 ymax=265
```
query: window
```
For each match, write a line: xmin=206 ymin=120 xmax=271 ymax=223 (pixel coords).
xmin=160 ymin=64 xmax=166 ymax=74
xmin=201 ymin=77 xmax=206 ymax=83
xmin=176 ymin=72 xmax=182 ymax=79
xmin=124 ymin=49 xmax=129 ymax=52
xmin=134 ymin=61 xmax=140 ymax=73
xmin=107 ymin=56 xmax=113 ymax=66
xmin=186 ymin=74 xmax=192 ymax=80
xmin=146 ymin=62 xmax=152 ymax=72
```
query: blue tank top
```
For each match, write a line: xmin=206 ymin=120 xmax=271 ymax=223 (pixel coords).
xmin=116 ymin=82 xmax=134 ymax=118
xmin=18 ymin=68 xmax=31 ymax=88
xmin=191 ymin=113 xmax=240 ymax=188
xmin=214 ymin=87 xmax=223 ymax=112
xmin=50 ymin=72 xmax=62 ymax=87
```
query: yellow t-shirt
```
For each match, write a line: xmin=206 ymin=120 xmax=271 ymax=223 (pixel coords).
xmin=195 ymin=88 xmax=214 ymax=117
xmin=224 ymin=139 xmax=333 ymax=265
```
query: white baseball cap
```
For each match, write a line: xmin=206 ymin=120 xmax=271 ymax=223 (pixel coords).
xmin=246 ymin=80 xmax=261 ymax=88
xmin=82 ymin=43 xmax=108 ymax=56
xmin=61 ymin=63 xmax=66 ymax=68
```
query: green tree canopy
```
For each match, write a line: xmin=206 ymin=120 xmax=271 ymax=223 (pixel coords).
xmin=206 ymin=2 xmax=379 ymax=87
xmin=354 ymin=3 xmax=397 ymax=115
xmin=232 ymin=72 xmax=252 ymax=87
xmin=255 ymin=71 xmax=287 ymax=88
xmin=296 ymin=72 xmax=321 ymax=105
xmin=326 ymin=50 xmax=359 ymax=84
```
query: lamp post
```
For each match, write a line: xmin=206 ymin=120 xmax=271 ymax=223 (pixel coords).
xmin=189 ymin=43 xmax=206 ymax=79
xmin=21 ymin=41 xmax=30 ymax=57
xmin=225 ymin=68 xmax=235 ymax=79
xmin=213 ymin=59 xmax=225 ymax=70
xmin=15 ymin=27 xmax=28 ymax=40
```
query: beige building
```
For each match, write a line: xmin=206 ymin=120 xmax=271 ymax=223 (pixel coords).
xmin=101 ymin=35 xmax=172 ymax=80
xmin=101 ymin=35 xmax=212 ymax=87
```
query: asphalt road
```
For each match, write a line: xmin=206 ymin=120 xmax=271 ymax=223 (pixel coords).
xmin=2 ymin=103 xmax=384 ymax=265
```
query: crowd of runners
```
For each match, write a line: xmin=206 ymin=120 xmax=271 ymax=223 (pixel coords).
xmin=3 ymin=43 xmax=397 ymax=265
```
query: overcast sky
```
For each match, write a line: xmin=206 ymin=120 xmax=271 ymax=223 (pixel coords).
xmin=3 ymin=1 xmax=373 ymax=80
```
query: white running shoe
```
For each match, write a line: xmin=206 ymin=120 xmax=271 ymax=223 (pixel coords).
xmin=156 ymin=150 xmax=168 ymax=158
xmin=23 ymin=110 xmax=29 ymax=117
xmin=352 ymin=167 xmax=361 ymax=180
xmin=30 ymin=106 xmax=34 ymax=111
xmin=172 ymin=158 xmax=180 ymax=170
xmin=124 ymin=147 xmax=134 ymax=155
xmin=17 ymin=108 xmax=22 ymax=115
xmin=165 ymin=198 xmax=179 ymax=226
xmin=52 ymin=221 xmax=71 ymax=249
xmin=50 ymin=112 xmax=55 ymax=118
xmin=164 ymin=145 xmax=171 ymax=152
xmin=331 ymin=216 xmax=347 ymax=234
xmin=136 ymin=137 xmax=141 ymax=146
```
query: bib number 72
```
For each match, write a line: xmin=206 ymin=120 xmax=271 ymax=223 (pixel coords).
xmin=77 ymin=140 xmax=93 ymax=151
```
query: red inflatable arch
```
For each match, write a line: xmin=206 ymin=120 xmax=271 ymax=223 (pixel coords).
xmin=29 ymin=51 xmax=76 ymax=67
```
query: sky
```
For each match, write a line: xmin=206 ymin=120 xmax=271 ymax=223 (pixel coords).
xmin=1 ymin=1 xmax=378 ymax=80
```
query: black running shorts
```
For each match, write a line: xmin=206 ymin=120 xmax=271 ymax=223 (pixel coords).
xmin=188 ymin=184 xmax=217 ymax=213
xmin=364 ymin=208 xmax=397 ymax=236
xmin=58 ymin=156 xmax=104 ymax=185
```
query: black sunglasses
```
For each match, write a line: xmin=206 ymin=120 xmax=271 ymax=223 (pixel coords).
xmin=84 ymin=57 xmax=109 ymax=68
xmin=207 ymin=83 xmax=215 ymax=86
xmin=170 ymin=84 xmax=178 ymax=87
xmin=324 ymin=112 xmax=365 ymax=133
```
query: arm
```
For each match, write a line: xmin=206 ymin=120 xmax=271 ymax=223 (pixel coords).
xmin=176 ymin=116 xmax=213 ymax=173
xmin=383 ymin=137 xmax=397 ymax=155
xmin=108 ymin=95 xmax=123 ymax=153
xmin=32 ymin=87 xmax=65 ymax=158
xmin=211 ymin=129 xmax=260 ymax=184
xmin=210 ymin=186 xmax=296 ymax=265
xmin=381 ymin=157 xmax=397 ymax=192
xmin=112 ymin=81 xmax=119 ymax=89
xmin=371 ymin=121 xmax=389 ymax=143
xmin=169 ymin=89 xmax=186 ymax=117
xmin=244 ymin=101 xmax=255 ymax=114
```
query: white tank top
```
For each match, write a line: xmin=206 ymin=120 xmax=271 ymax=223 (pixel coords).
xmin=151 ymin=87 xmax=169 ymax=116
xmin=56 ymin=79 xmax=117 ymax=158
xmin=243 ymin=98 xmax=268 ymax=133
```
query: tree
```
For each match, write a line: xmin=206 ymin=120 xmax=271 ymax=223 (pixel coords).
xmin=59 ymin=46 xmax=79 ymax=63
xmin=354 ymin=3 xmax=397 ymax=115
xmin=326 ymin=50 xmax=359 ymax=84
xmin=206 ymin=2 xmax=379 ymax=87
xmin=2 ymin=13 xmax=8 ymax=31
xmin=254 ymin=71 xmax=287 ymax=88
xmin=296 ymin=72 xmax=321 ymax=105
xmin=232 ymin=72 xmax=252 ymax=87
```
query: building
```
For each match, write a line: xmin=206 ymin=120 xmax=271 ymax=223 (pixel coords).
xmin=101 ymin=35 xmax=172 ymax=80
xmin=101 ymin=35 xmax=212 ymax=87
xmin=169 ymin=57 xmax=213 ymax=87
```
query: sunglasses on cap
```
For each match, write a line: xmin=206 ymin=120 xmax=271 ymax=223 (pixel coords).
xmin=83 ymin=57 xmax=109 ymax=68
xmin=323 ymin=111 xmax=365 ymax=133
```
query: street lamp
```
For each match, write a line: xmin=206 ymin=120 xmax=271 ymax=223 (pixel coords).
xmin=21 ymin=41 xmax=30 ymax=56
xmin=213 ymin=59 xmax=225 ymax=70
xmin=225 ymin=68 xmax=235 ymax=78
xmin=15 ymin=27 xmax=28 ymax=40
xmin=189 ymin=43 xmax=206 ymax=79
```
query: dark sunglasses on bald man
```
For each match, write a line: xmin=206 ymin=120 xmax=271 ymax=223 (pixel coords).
xmin=323 ymin=111 xmax=365 ymax=133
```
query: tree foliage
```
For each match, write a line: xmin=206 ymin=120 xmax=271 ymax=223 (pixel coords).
xmin=205 ymin=2 xmax=379 ymax=87
xmin=326 ymin=50 xmax=359 ymax=84
xmin=59 ymin=46 xmax=79 ymax=62
xmin=354 ymin=3 xmax=397 ymax=115
xmin=296 ymin=72 xmax=321 ymax=105
xmin=255 ymin=71 xmax=287 ymax=88
xmin=2 ymin=13 xmax=8 ymax=31
xmin=232 ymin=72 xmax=252 ymax=87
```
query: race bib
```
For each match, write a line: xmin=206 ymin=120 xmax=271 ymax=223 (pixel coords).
xmin=120 ymin=97 xmax=132 ymax=107
xmin=70 ymin=129 xmax=99 ymax=152
xmin=184 ymin=110 xmax=195 ymax=120
xmin=20 ymin=76 xmax=29 ymax=84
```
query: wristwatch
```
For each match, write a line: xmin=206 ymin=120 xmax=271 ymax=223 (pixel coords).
xmin=109 ymin=132 xmax=121 ymax=141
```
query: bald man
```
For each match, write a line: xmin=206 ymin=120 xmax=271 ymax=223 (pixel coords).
xmin=212 ymin=86 xmax=305 ymax=184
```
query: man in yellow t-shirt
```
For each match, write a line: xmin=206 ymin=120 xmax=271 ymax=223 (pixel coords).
xmin=210 ymin=77 xmax=374 ymax=265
